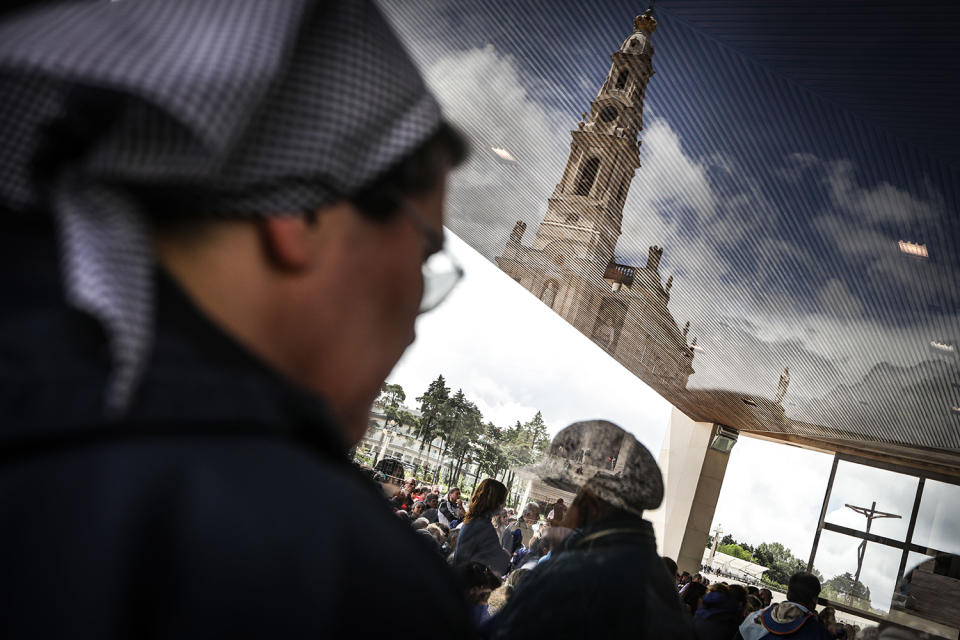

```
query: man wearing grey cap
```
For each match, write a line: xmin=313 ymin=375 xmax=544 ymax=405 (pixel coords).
xmin=488 ymin=420 xmax=694 ymax=639
xmin=0 ymin=0 xmax=474 ymax=636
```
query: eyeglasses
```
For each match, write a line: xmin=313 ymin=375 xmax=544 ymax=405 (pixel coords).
xmin=400 ymin=200 xmax=464 ymax=314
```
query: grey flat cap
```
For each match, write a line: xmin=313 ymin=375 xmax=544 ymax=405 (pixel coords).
xmin=523 ymin=419 xmax=663 ymax=515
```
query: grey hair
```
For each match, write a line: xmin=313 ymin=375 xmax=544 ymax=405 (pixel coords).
xmin=522 ymin=502 xmax=541 ymax=517
xmin=424 ymin=523 xmax=446 ymax=544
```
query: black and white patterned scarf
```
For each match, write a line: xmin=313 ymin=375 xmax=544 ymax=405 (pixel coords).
xmin=0 ymin=0 xmax=444 ymax=413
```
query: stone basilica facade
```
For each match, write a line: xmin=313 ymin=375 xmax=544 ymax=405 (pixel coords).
xmin=496 ymin=8 xmax=696 ymax=393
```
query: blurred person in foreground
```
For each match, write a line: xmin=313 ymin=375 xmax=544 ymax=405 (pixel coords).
xmin=488 ymin=420 xmax=694 ymax=639
xmin=0 ymin=0 xmax=474 ymax=636
xmin=739 ymin=573 xmax=830 ymax=640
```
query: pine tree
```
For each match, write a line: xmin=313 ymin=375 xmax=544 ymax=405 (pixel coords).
xmin=416 ymin=375 xmax=450 ymax=450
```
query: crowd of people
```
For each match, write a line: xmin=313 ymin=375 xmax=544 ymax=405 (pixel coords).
xmin=381 ymin=467 xmax=931 ymax=639
xmin=387 ymin=475 xmax=564 ymax=584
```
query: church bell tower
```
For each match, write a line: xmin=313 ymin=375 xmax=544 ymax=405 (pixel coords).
xmin=531 ymin=7 xmax=657 ymax=267
xmin=496 ymin=5 xmax=694 ymax=393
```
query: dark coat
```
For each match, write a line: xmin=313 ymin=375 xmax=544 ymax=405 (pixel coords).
xmin=0 ymin=221 xmax=476 ymax=638
xmin=487 ymin=515 xmax=695 ymax=639
xmin=694 ymin=591 xmax=744 ymax=640
xmin=453 ymin=517 xmax=511 ymax=576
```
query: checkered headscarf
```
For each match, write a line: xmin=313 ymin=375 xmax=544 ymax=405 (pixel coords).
xmin=0 ymin=0 xmax=444 ymax=413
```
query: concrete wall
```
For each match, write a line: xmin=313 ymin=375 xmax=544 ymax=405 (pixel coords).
xmin=651 ymin=407 xmax=733 ymax=574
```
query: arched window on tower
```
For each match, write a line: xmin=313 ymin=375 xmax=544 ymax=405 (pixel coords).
xmin=615 ymin=69 xmax=629 ymax=90
xmin=574 ymin=157 xmax=600 ymax=197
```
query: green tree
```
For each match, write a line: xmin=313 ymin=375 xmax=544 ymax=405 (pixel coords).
xmin=445 ymin=393 xmax=485 ymax=486
xmin=471 ymin=421 xmax=508 ymax=492
xmin=416 ymin=375 xmax=451 ymax=474
xmin=497 ymin=412 xmax=550 ymax=502
xmin=753 ymin=542 xmax=811 ymax=587
xmin=823 ymin=572 xmax=871 ymax=602
xmin=718 ymin=543 xmax=753 ymax=561
xmin=754 ymin=542 xmax=790 ymax=585
xmin=377 ymin=383 xmax=406 ymax=412
xmin=376 ymin=383 xmax=417 ymax=435
xmin=524 ymin=411 xmax=550 ymax=454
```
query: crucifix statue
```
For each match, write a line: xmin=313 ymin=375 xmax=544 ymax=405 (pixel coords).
xmin=843 ymin=502 xmax=901 ymax=606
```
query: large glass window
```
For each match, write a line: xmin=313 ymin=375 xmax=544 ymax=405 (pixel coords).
xmin=912 ymin=479 xmax=960 ymax=555
xmin=824 ymin=460 xmax=917 ymax=542
xmin=810 ymin=455 xmax=960 ymax=638
xmin=814 ymin=529 xmax=903 ymax=613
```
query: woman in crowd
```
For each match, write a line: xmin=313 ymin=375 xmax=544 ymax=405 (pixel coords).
xmin=493 ymin=508 xmax=511 ymax=543
xmin=410 ymin=500 xmax=426 ymax=520
xmin=453 ymin=478 xmax=512 ymax=576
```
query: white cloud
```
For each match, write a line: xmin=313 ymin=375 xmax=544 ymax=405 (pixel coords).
xmin=711 ymin=436 xmax=833 ymax=562
xmin=825 ymin=160 xmax=940 ymax=225
xmin=421 ymin=45 xmax=571 ymax=259
xmin=817 ymin=278 xmax=865 ymax=319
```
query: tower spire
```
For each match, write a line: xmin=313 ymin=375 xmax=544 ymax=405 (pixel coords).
xmin=635 ymin=2 xmax=658 ymax=33
xmin=495 ymin=10 xmax=695 ymax=391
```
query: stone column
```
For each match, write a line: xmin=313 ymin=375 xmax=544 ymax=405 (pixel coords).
xmin=650 ymin=407 xmax=733 ymax=575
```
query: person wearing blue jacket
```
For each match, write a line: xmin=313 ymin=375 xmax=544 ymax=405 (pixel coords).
xmin=739 ymin=573 xmax=831 ymax=640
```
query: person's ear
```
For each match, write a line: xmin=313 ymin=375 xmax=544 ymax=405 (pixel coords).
xmin=259 ymin=216 xmax=316 ymax=271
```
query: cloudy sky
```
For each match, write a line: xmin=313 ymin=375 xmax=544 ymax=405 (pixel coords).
xmin=379 ymin=0 xmax=960 ymax=613
xmin=380 ymin=0 xmax=960 ymax=455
